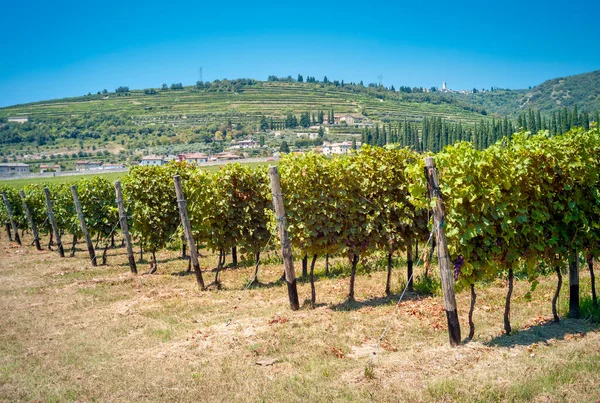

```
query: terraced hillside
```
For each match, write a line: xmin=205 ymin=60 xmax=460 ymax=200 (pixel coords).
xmin=1 ymin=82 xmax=488 ymax=126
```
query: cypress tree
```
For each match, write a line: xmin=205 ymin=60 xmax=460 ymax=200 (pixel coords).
xmin=528 ymin=109 xmax=535 ymax=132
xmin=572 ymin=105 xmax=579 ymax=128
xmin=563 ymin=108 xmax=570 ymax=132
xmin=583 ymin=111 xmax=590 ymax=130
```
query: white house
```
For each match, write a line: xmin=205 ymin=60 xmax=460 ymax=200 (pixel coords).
xmin=100 ymin=163 xmax=126 ymax=170
xmin=76 ymin=160 xmax=103 ymax=171
xmin=321 ymin=141 xmax=360 ymax=156
xmin=139 ymin=156 xmax=165 ymax=166
xmin=0 ymin=163 xmax=30 ymax=175
xmin=230 ymin=139 xmax=259 ymax=149
xmin=297 ymin=132 xmax=319 ymax=140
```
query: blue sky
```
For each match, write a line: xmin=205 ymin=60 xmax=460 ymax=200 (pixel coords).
xmin=1 ymin=0 xmax=599 ymax=107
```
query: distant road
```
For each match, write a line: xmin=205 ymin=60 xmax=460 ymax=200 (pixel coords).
xmin=0 ymin=157 xmax=277 ymax=182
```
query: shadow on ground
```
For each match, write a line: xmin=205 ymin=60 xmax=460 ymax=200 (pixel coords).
xmin=486 ymin=318 xmax=596 ymax=348
xmin=330 ymin=291 xmax=422 ymax=311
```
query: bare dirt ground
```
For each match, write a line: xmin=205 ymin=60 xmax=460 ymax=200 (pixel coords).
xmin=0 ymin=233 xmax=599 ymax=402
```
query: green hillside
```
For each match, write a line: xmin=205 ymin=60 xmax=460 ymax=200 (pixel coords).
xmin=517 ymin=70 xmax=600 ymax=113
xmin=0 ymin=81 xmax=486 ymax=124
xmin=0 ymin=80 xmax=490 ymax=168
xmin=1 ymin=72 xmax=599 ymax=171
xmin=452 ymin=70 xmax=600 ymax=117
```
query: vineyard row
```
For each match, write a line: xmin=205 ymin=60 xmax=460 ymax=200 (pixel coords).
xmin=2 ymin=126 xmax=599 ymax=345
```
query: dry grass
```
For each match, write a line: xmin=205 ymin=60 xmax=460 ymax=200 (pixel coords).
xmin=0 ymin=232 xmax=599 ymax=402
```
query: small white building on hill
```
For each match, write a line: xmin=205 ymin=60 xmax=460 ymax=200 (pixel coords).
xmin=0 ymin=163 xmax=30 ymax=175
xmin=139 ymin=156 xmax=166 ymax=166
xmin=321 ymin=141 xmax=360 ymax=156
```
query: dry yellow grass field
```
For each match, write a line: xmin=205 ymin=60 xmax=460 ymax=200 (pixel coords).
xmin=0 ymin=232 xmax=599 ymax=402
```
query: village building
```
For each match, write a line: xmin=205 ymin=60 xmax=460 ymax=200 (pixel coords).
xmin=76 ymin=160 xmax=103 ymax=171
xmin=297 ymin=132 xmax=319 ymax=140
xmin=212 ymin=152 xmax=243 ymax=161
xmin=230 ymin=139 xmax=259 ymax=149
xmin=178 ymin=152 xmax=209 ymax=164
xmin=39 ymin=164 xmax=61 ymax=173
xmin=139 ymin=155 xmax=166 ymax=166
xmin=321 ymin=141 xmax=360 ymax=156
xmin=333 ymin=114 xmax=354 ymax=125
xmin=100 ymin=163 xmax=126 ymax=170
xmin=332 ymin=114 xmax=364 ymax=126
xmin=0 ymin=163 xmax=30 ymax=175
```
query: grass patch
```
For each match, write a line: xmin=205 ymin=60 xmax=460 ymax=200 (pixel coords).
xmin=0 ymin=232 xmax=599 ymax=401
xmin=413 ymin=274 xmax=441 ymax=296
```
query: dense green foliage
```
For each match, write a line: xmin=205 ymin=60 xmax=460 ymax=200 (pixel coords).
xmin=185 ymin=163 xmax=271 ymax=257
xmin=4 ymin=127 xmax=600 ymax=323
xmin=0 ymin=186 xmax=25 ymax=229
xmin=121 ymin=162 xmax=195 ymax=254
xmin=76 ymin=177 xmax=119 ymax=241
xmin=433 ymin=127 xmax=600 ymax=293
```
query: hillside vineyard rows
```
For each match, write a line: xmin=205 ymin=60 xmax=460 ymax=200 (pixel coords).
xmin=2 ymin=127 xmax=600 ymax=344
xmin=2 ymin=79 xmax=600 ymax=174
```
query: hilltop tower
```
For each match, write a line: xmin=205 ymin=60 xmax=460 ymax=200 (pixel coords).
xmin=442 ymin=81 xmax=447 ymax=91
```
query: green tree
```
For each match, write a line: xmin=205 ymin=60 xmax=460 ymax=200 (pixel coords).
xmin=259 ymin=115 xmax=269 ymax=131
xmin=285 ymin=113 xmax=297 ymax=128
xmin=300 ymin=112 xmax=311 ymax=128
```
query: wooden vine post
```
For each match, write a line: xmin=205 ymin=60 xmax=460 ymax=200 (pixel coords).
xmin=70 ymin=185 xmax=97 ymax=266
xmin=424 ymin=157 xmax=461 ymax=346
xmin=43 ymin=187 xmax=64 ymax=257
xmin=172 ymin=175 xmax=205 ymax=289
xmin=2 ymin=192 xmax=22 ymax=246
xmin=268 ymin=166 xmax=300 ymax=311
xmin=19 ymin=190 xmax=42 ymax=250
xmin=114 ymin=181 xmax=137 ymax=274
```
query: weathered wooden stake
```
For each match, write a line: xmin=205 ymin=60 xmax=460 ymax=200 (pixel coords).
xmin=269 ymin=166 xmax=300 ymax=311
xmin=114 ymin=181 xmax=137 ymax=274
xmin=569 ymin=250 xmax=580 ymax=319
xmin=2 ymin=192 xmax=22 ymax=246
xmin=43 ymin=187 xmax=64 ymax=257
xmin=19 ymin=190 xmax=42 ymax=250
xmin=588 ymin=255 xmax=597 ymax=307
xmin=173 ymin=175 xmax=205 ymax=289
xmin=424 ymin=156 xmax=461 ymax=346
xmin=70 ymin=185 xmax=97 ymax=266
xmin=407 ymin=241 xmax=414 ymax=292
